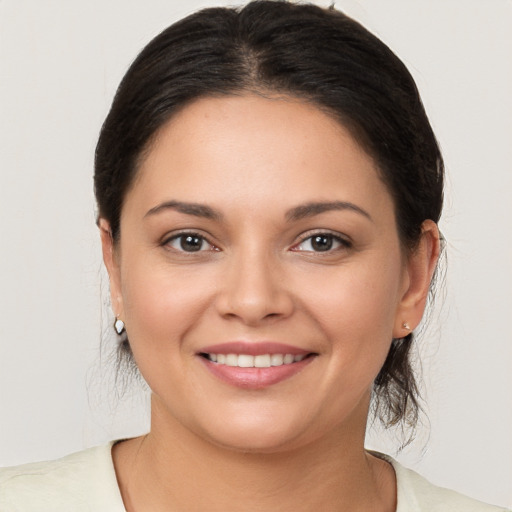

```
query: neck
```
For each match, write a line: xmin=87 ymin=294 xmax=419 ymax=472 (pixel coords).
xmin=113 ymin=396 xmax=396 ymax=512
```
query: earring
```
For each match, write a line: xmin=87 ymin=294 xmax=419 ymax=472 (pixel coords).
xmin=114 ymin=317 xmax=125 ymax=335
xmin=402 ymin=322 xmax=411 ymax=331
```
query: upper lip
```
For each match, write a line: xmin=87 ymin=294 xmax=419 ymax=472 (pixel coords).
xmin=198 ymin=342 xmax=313 ymax=356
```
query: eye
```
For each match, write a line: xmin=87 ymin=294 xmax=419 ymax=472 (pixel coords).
xmin=164 ymin=233 xmax=215 ymax=253
xmin=291 ymin=233 xmax=349 ymax=252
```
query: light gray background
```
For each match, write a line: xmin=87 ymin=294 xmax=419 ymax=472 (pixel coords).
xmin=1 ymin=0 xmax=511 ymax=507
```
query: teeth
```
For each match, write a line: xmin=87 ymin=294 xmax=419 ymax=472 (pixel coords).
xmin=238 ymin=354 xmax=254 ymax=367
xmin=206 ymin=353 xmax=307 ymax=368
xmin=254 ymin=354 xmax=271 ymax=368
xmin=226 ymin=354 xmax=238 ymax=366
xmin=270 ymin=354 xmax=284 ymax=366
xmin=283 ymin=354 xmax=294 ymax=364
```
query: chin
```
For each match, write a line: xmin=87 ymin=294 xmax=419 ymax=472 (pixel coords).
xmin=206 ymin=428 xmax=305 ymax=454
xmin=194 ymin=408 xmax=321 ymax=455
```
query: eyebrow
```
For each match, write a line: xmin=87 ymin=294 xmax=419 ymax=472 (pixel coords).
xmin=285 ymin=201 xmax=372 ymax=222
xmin=144 ymin=200 xmax=223 ymax=221
xmin=144 ymin=199 xmax=372 ymax=223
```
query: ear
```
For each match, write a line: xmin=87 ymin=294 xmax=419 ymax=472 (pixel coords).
xmin=393 ymin=220 xmax=441 ymax=338
xmin=99 ymin=219 xmax=124 ymax=320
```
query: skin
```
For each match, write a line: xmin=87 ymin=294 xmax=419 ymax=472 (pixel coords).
xmin=100 ymin=94 xmax=440 ymax=511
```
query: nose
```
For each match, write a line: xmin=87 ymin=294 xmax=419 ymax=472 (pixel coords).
xmin=215 ymin=247 xmax=294 ymax=326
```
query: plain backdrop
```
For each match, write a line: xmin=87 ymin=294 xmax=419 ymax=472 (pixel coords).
xmin=1 ymin=0 xmax=511 ymax=508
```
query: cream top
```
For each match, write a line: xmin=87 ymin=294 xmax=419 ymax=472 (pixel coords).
xmin=0 ymin=442 xmax=508 ymax=511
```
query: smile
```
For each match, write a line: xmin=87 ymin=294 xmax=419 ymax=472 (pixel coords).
xmin=203 ymin=353 xmax=307 ymax=368
xmin=197 ymin=342 xmax=316 ymax=388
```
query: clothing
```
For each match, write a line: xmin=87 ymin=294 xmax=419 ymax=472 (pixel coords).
xmin=0 ymin=443 xmax=124 ymax=512
xmin=0 ymin=442 xmax=508 ymax=511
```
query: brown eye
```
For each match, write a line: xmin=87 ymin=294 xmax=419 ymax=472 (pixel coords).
xmin=291 ymin=233 xmax=350 ymax=253
xmin=180 ymin=235 xmax=204 ymax=251
xmin=166 ymin=233 xmax=211 ymax=252
xmin=311 ymin=235 xmax=334 ymax=251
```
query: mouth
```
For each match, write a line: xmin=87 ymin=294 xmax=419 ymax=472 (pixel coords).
xmin=197 ymin=342 xmax=317 ymax=389
xmin=199 ymin=352 xmax=311 ymax=368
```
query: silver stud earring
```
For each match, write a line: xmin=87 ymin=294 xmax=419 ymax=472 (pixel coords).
xmin=402 ymin=322 xmax=411 ymax=331
xmin=114 ymin=318 xmax=125 ymax=335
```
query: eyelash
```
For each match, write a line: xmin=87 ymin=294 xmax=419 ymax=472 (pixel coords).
xmin=162 ymin=231 xmax=218 ymax=253
xmin=290 ymin=231 xmax=352 ymax=253
xmin=162 ymin=230 xmax=351 ymax=254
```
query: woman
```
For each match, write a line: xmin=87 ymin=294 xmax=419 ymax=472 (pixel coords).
xmin=0 ymin=1 xmax=509 ymax=510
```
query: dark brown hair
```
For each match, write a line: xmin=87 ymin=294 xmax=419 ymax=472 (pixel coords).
xmin=94 ymin=0 xmax=444 ymax=432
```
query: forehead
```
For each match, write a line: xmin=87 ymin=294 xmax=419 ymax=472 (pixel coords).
xmin=126 ymin=94 xmax=393 ymax=220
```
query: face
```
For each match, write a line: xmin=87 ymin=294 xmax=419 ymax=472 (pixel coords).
xmin=102 ymin=94 xmax=432 ymax=453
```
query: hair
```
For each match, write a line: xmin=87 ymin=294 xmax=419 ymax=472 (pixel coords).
xmin=94 ymin=0 xmax=444 ymax=433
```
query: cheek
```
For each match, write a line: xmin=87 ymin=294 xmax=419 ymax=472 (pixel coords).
xmin=309 ymin=259 xmax=401 ymax=326
xmin=303 ymin=256 xmax=403 ymax=372
xmin=298 ymin=261 xmax=403 ymax=428
xmin=120 ymin=261 xmax=215 ymax=358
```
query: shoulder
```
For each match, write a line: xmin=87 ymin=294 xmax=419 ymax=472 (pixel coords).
xmin=0 ymin=442 xmax=125 ymax=512
xmin=377 ymin=453 xmax=510 ymax=512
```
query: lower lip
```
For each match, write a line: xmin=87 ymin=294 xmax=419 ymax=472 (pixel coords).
xmin=198 ymin=356 xmax=315 ymax=389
